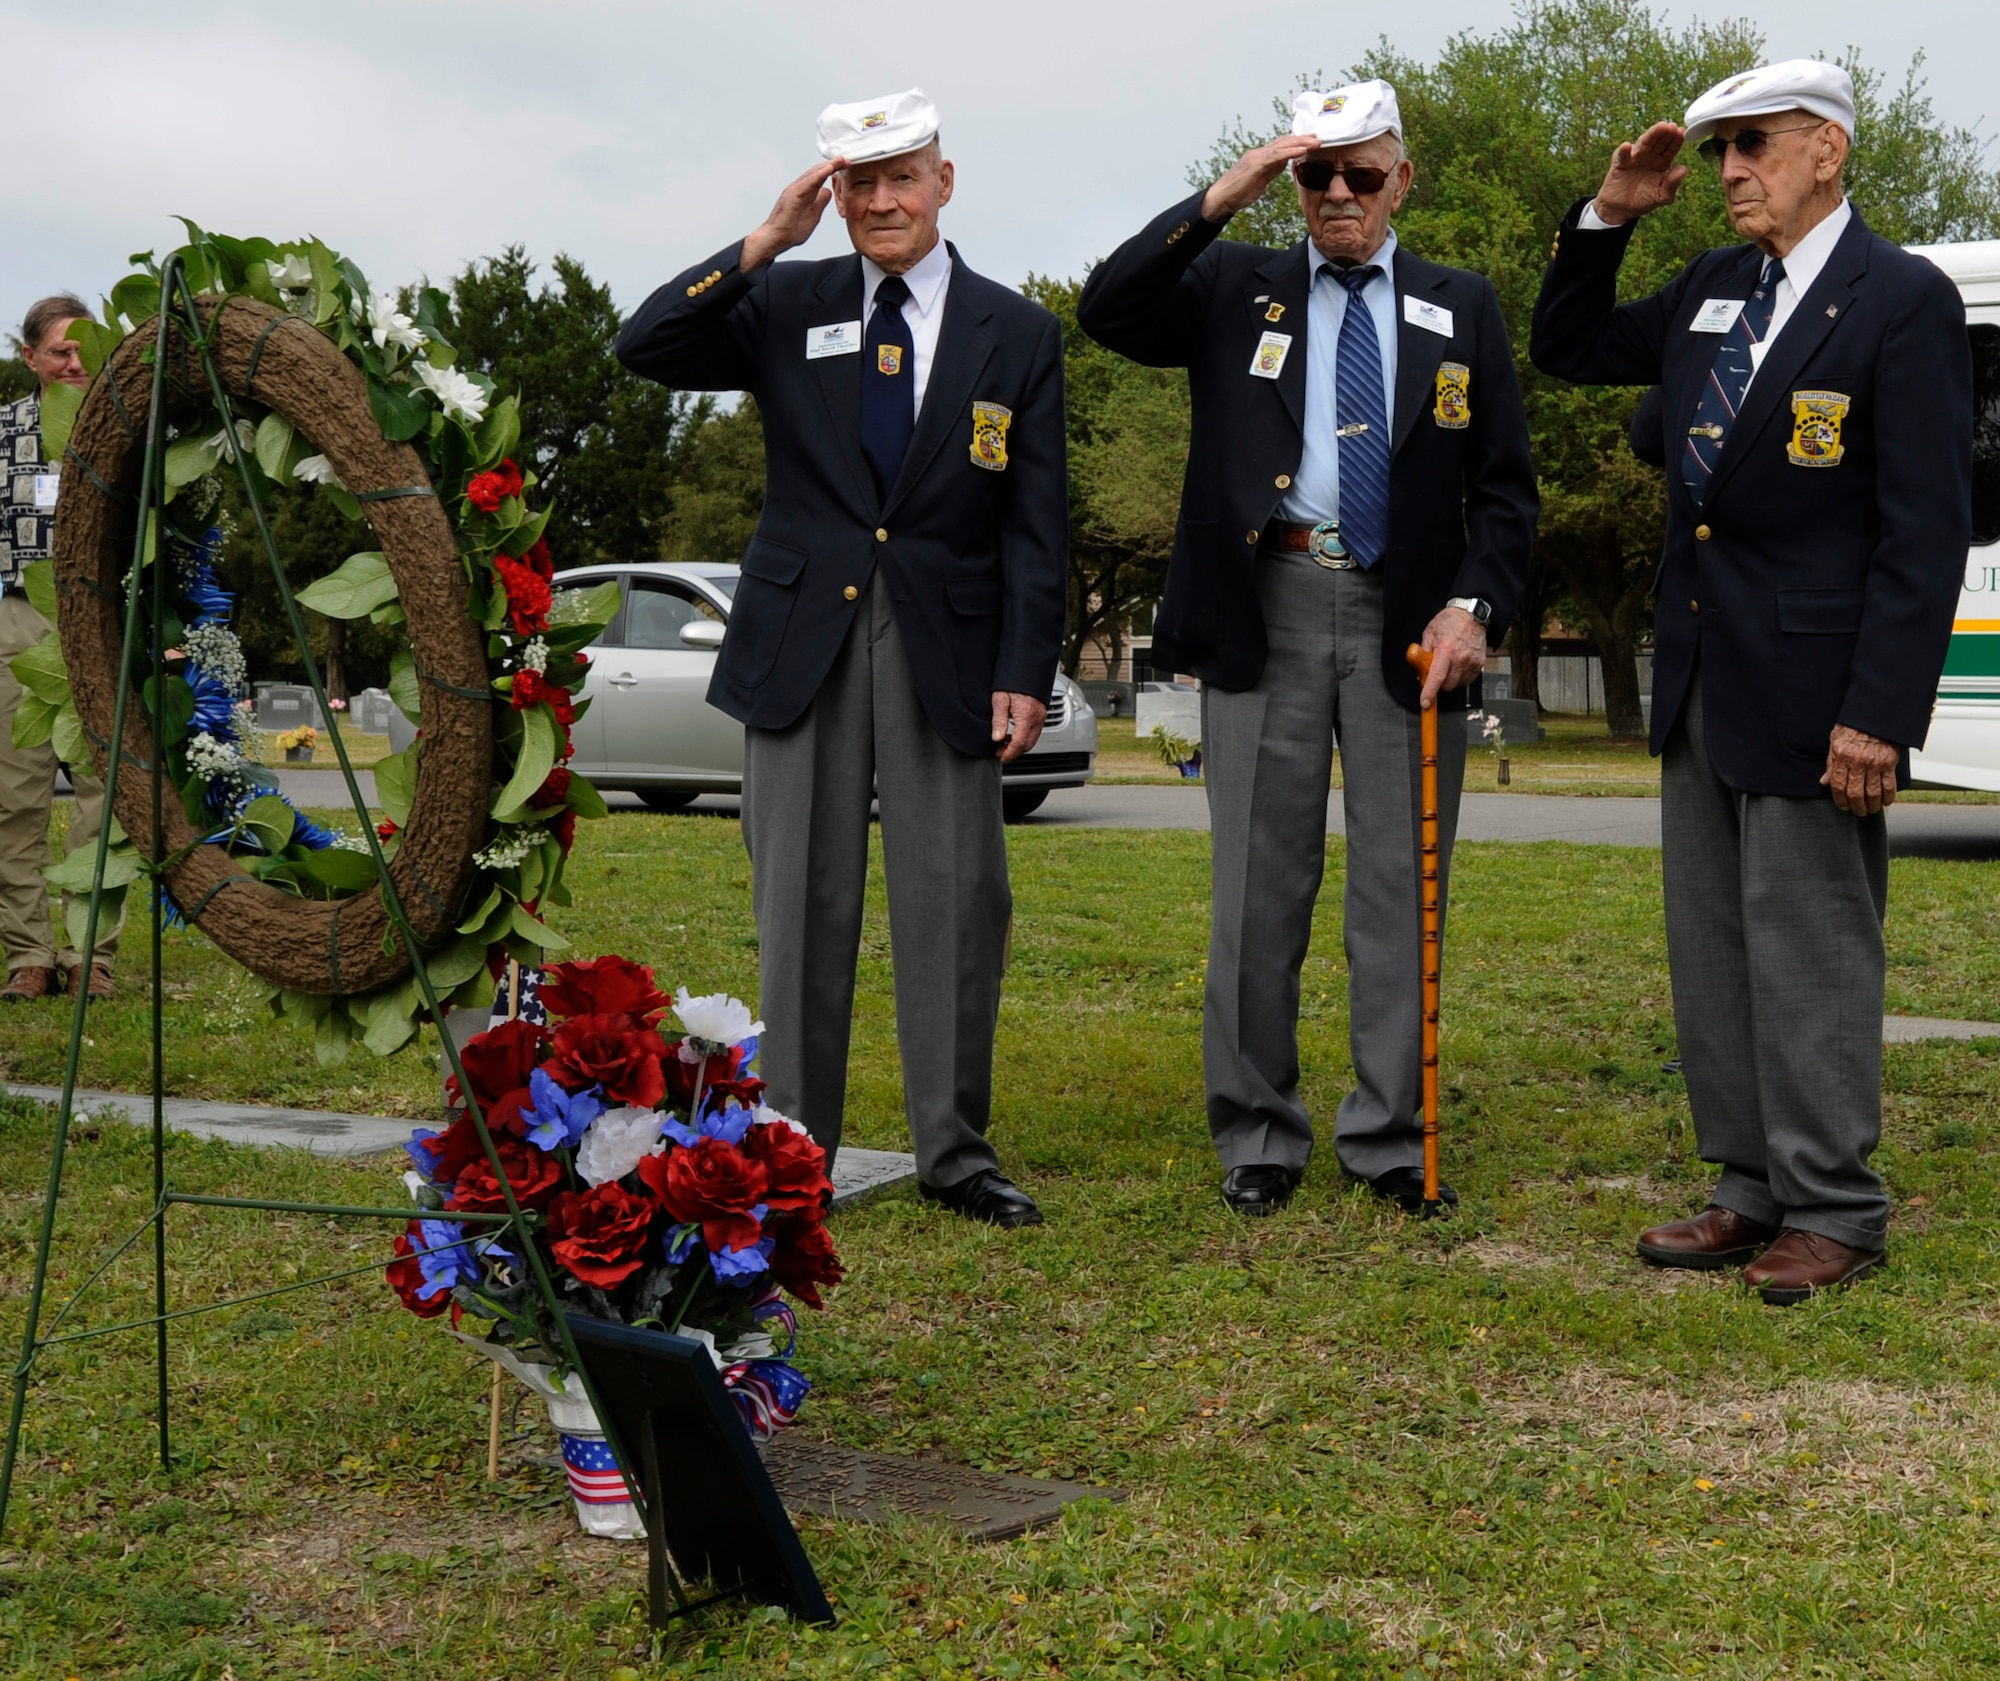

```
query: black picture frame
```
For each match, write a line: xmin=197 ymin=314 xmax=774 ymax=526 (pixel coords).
xmin=562 ymin=1313 xmax=835 ymax=1627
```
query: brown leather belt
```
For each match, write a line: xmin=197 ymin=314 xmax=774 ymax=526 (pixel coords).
xmin=1263 ymin=520 xmax=1359 ymax=569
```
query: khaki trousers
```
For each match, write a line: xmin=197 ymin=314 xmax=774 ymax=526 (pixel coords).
xmin=0 ymin=591 xmax=121 ymax=974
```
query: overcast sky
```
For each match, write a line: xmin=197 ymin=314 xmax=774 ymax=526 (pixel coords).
xmin=4 ymin=0 xmax=1995 ymax=343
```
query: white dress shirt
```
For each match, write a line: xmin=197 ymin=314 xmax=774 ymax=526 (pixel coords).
xmin=861 ymin=236 xmax=953 ymax=416
xmin=1576 ymin=197 xmax=1851 ymax=389
xmin=1279 ymin=229 xmax=1400 ymax=527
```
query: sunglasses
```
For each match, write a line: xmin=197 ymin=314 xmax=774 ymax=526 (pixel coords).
xmin=1292 ymin=160 xmax=1392 ymax=195
xmin=1695 ymin=123 xmax=1819 ymax=165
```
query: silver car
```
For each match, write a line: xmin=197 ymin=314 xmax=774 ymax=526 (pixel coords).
xmin=555 ymin=563 xmax=1096 ymax=821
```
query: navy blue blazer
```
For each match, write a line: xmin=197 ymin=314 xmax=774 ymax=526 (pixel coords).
xmin=617 ymin=241 xmax=1068 ymax=758
xmin=1076 ymin=189 xmax=1539 ymax=711
xmin=1531 ymin=199 xmax=1973 ymax=797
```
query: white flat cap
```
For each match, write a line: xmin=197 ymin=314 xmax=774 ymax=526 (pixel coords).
xmin=1289 ymin=79 xmax=1401 ymax=148
xmin=815 ymin=88 xmax=940 ymax=165
xmin=1683 ymin=59 xmax=1856 ymax=146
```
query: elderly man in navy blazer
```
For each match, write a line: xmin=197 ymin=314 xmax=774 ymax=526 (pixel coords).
xmin=1080 ymin=81 xmax=1538 ymax=1218
xmin=618 ymin=89 xmax=1068 ymax=1227
xmin=1532 ymin=61 xmax=1973 ymax=1302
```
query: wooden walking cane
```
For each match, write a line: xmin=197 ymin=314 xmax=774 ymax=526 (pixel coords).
xmin=1404 ymin=645 xmax=1444 ymax=1210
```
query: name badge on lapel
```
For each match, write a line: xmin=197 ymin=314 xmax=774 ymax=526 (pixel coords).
xmin=970 ymin=400 xmax=1012 ymax=471
xmin=1248 ymin=331 xmax=1292 ymax=379
xmin=33 ymin=472 xmax=59 ymax=509
xmin=1402 ymin=296 xmax=1454 ymax=337
xmin=1787 ymin=390 xmax=1850 ymax=467
xmin=805 ymin=321 xmax=862 ymax=360
xmin=1433 ymin=363 xmax=1471 ymax=430
xmin=1690 ymin=297 xmax=1747 ymax=334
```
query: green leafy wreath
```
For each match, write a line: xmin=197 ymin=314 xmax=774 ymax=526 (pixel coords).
xmin=17 ymin=223 xmax=621 ymax=1061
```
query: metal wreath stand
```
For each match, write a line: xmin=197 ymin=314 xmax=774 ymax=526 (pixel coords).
xmin=0 ymin=257 xmax=698 ymax=1611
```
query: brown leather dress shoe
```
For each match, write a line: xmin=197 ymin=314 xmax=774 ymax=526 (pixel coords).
xmin=84 ymin=962 xmax=116 ymax=1002
xmin=1742 ymin=1229 xmax=1882 ymax=1306
xmin=0 ymin=966 xmax=61 ymax=1002
xmin=1636 ymin=1205 xmax=1779 ymax=1270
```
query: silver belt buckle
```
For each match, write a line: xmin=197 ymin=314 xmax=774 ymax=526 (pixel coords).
xmin=1308 ymin=521 xmax=1354 ymax=570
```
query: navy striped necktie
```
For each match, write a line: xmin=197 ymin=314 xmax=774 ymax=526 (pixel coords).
xmin=1333 ymin=265 xmax=1390 ymax=567
xmin=1681 ymin=257 xmax=1784 ymax=508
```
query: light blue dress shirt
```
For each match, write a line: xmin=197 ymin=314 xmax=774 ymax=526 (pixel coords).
xmin=1278 ymin=227 xmax=1400 ymax=526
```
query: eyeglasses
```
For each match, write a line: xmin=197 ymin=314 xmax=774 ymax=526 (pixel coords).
xmin=1695 ymin=123 xmax=1819 ymax=165
xmin=1292 ymin=160 xmax=1392 ymax=195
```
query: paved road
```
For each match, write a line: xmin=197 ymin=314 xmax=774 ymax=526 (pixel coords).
xmin=264 ymin=771 xmax=2000 ymax=857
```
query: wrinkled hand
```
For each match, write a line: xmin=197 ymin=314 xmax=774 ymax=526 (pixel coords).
xmin=1821 ymin=724 xmax=1901 ymax=815
xmin=991 ymin=691 xmax=1048 ymax=762
xmin=742 ymin=158 xmax=846 ymax=272
xmin=1591 ymin=121 xmax=1689 ymax=226
xmin=1201 ymin=134 xmax=1322 ymax=223
xmin=1417 ymin=607 xmax=1487 ymax=709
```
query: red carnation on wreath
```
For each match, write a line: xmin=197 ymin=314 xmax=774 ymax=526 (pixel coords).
xmin=530 ymin=765 xmax=571 ymax=809
xmin=466 ymin=457 xmax=524 ymax=513
xmin=539 ymin=954 xmax=671 ymax=1022
xmin=511 ymin=668 xmax=548 ymax=710
xmin=546 ymin=1183 xmax=659 ymax=1288
xmin=549 ymin=810 xmax=577 ymax=855
xmin=544 ymin=1012 xmax=667 ymax=1108
xmin=523 ymin=534 xmax=554 ymax=582
xmin=494 ymin=553 xmax=553 ymax=635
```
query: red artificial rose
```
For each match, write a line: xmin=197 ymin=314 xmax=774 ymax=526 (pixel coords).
xmin=511 ymin=668 xmax=547 ymax=710
xmin=530 ymin=765 xmax=571 ymax=810
xmin=446 ymin=1017 xmax=547 ymax=1111
xmin=539 ymin=955 xmax=670 ymax=1023
xmin=494 ymin=554 xmax=553 ymax=635
xmin=544 ymin=1012 xmax=667 ymax=1108
xmin=664 ymin=1042 xmax=759 ymax=1108
xmin=638 ymin=1137 xmax=768 ymax=1255
xmin=547 ymin=1182 xmax=659 ymax=1288
xmin=767 ymin=1214 xmax=844 ymax=1310
xmin=387 ymin=1223 xmax=451 ymax=1318
xmin=446 ymin=1135 xmax=563 ymax=1212
xmin=550 ymin=809 xmax=577 ymax=855
xmin=739 ymin=1118 xmax=832 ymax=1215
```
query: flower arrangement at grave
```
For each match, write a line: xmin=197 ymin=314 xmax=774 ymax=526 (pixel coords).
xmin=12 ymin=223 xmax=623 ymax=1060
xmin=385 ymin=956 xmax=844 ymax=1461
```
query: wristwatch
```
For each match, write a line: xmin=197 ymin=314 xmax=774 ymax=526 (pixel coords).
xmin=1445 ymin=596 xmax=1493 ymax=626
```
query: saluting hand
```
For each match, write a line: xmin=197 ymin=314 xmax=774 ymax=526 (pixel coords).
xmin=1591 ymin=121 xmax=1689 ymax=226
xmin=1822 ymin=724 xmax=1902 ymax=816
xmin=1202 ymin=134 xmax=1322 ymax=224
xmin=742 ymin=158 xmax=847 ymax=272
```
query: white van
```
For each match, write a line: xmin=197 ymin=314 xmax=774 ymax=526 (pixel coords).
xmin=1907 ymin=239 xmax=2000 ymax=790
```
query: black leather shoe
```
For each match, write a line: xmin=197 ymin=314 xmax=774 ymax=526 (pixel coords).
xmin=1221 ymin=1164 xmax=1301 ymax=1217
xmin=919 ymin=1169 xmax=1044 ymax=1228
xmin=1353 ymin=1165 xmax=1459 ymax=1215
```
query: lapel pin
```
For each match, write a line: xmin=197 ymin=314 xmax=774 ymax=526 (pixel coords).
xmin=1826 ymin=305 xmax=1839 ymax=318
xmin=1265 ymin=302 xmax=1286 ymax=323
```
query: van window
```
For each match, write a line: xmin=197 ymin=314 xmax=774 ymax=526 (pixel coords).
xmin=1974 ymin=322 xmax=2000 ymax=546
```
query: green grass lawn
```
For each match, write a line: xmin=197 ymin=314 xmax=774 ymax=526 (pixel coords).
xmin=3 ymin=814 xmax=1999 ymax=1678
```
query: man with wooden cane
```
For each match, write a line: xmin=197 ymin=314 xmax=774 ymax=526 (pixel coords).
xmin=1531 ymin=61 xmax=1972 ymax=1301
xmin=1080 ymin=81 xmax=1538 ymax=1216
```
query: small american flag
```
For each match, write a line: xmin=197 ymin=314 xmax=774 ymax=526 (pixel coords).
xmin=560 ymin=1432 xmax=636 ymax=1504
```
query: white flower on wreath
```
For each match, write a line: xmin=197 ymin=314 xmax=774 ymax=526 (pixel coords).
xmin=266 ymin=253 xmax=314 ymax=292
xmin=293 ymin=453 xmax=342 ymax=488
xmin=519 ymin=636 xmax=549 ymax=675
xmin=673 ymin=987 xmax=763 ymax=1050
xmin=574 ymin=1105 xmax=667 ymax=1188
xmin=207 ymin=420 xmax=258 ymax=462
xmin=415 ymin=360 xmax=489 ymax=425
xmin=352 ymin=287 xmax=426 ymax=355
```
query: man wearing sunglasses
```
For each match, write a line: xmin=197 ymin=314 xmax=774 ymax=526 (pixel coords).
xmin=1531 ymin=61 xmax=1972 ymax=1303
xmin=1079 ymin=80 xmax=1537 ymax=1218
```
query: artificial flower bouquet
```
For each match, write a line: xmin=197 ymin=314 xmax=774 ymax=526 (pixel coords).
xmin=386 ymin=954 xmax=843 ymax=1477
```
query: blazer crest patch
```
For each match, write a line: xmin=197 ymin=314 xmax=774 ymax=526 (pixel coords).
xmin=970 ymin=400 xmax=1012 ymax=471
xmin=877 ymin=344 xmax=904 ymax=376
xmin=1433 ymin=362 xmax=1471 ymax=430
xmin=1787 ymin=390 xmax=1849 ymax=467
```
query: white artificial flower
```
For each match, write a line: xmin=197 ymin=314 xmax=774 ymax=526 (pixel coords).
xmin=185 ymin=731 xmax=246 ymax=781
xmin=360 ymin=288 xmax=425 ymax=354
xmin=206 ymin=420 xmax=258 ymax=462
xmin=415 ymin=360 xmax=489 ymax=425
xmin=182 ymin=624 xmax=247 ymax=693
xmin=674 ymin=988 xmax=763 ymax=1049
xmin=293 ymin=453 xmax=342 ymax=488
xmin=520 ymin=636 xmax=549 ymax=674
xmin=266 ymin=253 xmax=314 ymax=291
xmin=471 ymin=827 xmax=539 ymax=870
xmin=574 ymin=1105 xmax=667 ymax=1188
xmin=750 ymin=1103 xmax=810 ymax=1138
xmin=402 ymin=1169 xmax=426 ymax=1203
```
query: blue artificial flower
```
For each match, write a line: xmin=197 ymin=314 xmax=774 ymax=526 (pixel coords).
xmin=710 ymin=1236 xmax=775 ymax=1284
xmin=289 ymin=807 xmax=339 ymax=852
xmin=523 ymin=1067 xmax=603 ymax=1152
xmin=155 ymin=883 xmax=189 ymax=932
xmin=405 ymin=1128 xmax=445 ymax=1180
xmin=184 ymin=661 xmax=240 ymax=740
xmin=181 ymin=531 xmax=233 ymax=627
xmin=413 ymin=1218 xmax=484 ymax=1300
xmin=662 ymin=1101 xmax=754 ymax=1150
xmin=664 ymin=1223 xmax=702 ymax=1265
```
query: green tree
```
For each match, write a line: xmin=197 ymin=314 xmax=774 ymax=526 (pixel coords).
xmin=659 ymin=396 xmax=767 ymax=560
xmin=1187 ymin=0 xmax=2000 ymax=734
xmin=1023 ymin=275 xmax=1190 ymax=676
xmin=442 ymin=248 xmax=697 ymax=566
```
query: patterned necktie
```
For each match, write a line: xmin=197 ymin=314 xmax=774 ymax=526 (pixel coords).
xmin=1333 ymin=265 xmax=1391 ymax=567
xmin=1681 ymin=257 xmax=1785 ymax=509
xmin=860 ymin=274 xmax=915 ymax=500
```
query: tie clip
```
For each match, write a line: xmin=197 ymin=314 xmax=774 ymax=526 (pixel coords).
xmin=1335 ymin=422 xmax=1371 ymax=438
